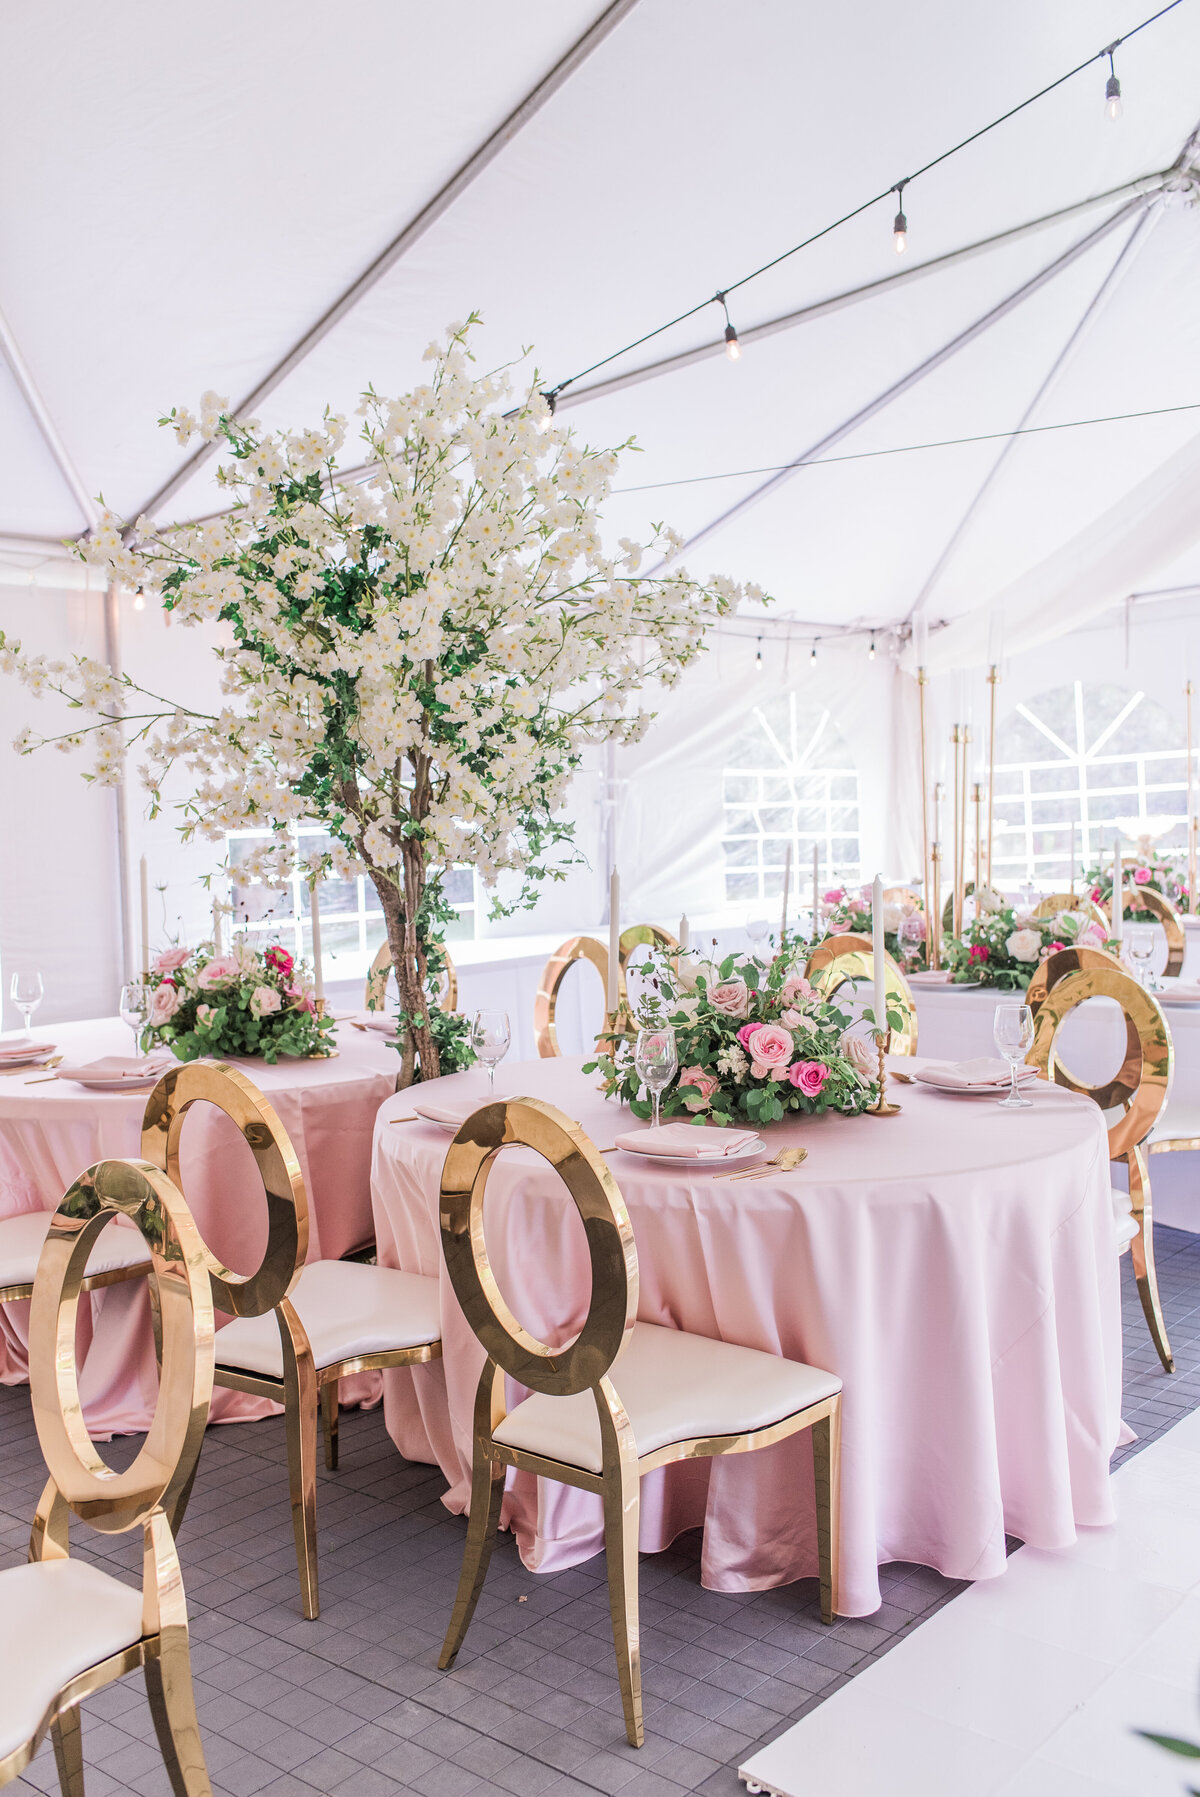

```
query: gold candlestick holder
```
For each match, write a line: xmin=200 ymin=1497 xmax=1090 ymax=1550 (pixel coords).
xmin=867 ymin=1030 xmax=901 ymax=1117
xmin=314 ymin=998 xmax=327 ymax=1020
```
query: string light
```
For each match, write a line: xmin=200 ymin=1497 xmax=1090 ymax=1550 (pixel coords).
xmin=755 ymin=637 xmax=763 ymax=669
xmin=869 ymin=634 xmax=876 ymax=661
xmin=1105 ymin=46 xmax=1123 ymax=119
xmin=538 ymin=2 xmax=1180 ymax=403
xmin=811 ymin=640 xmax=818 ymax=666
xmin=716 ymin=291 xmax=742 ymax=361
xmin=535 ymin=390 xmax=557 ymax=434
xmin=133 ymin=589 xmax=146 ymax=612
xmin=892 ymin=182 xmax=909 ymax=255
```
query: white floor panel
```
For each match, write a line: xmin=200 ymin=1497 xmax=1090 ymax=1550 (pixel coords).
xmin=740 ymin=1414 xmax=1200 ymax=1796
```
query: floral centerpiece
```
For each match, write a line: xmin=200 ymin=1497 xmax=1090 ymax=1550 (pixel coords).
xmin=1083 ymin=839 xmax=1187 ymax=917
xmin=822 ymin=886 xmax=927 ymax=969
xmin=143 ymin=940 xmax=335 ymax=1063
xmin=0 ymin=318 xmax=757 ymax=1087
xmin=943 ymin=905 xmax=1111 ymax=991
xmin=586 ymin=950 xmax=897 ymax=1126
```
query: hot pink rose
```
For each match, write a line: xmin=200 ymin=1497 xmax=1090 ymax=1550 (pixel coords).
xmin=708 ymin=979 xmax=750 ymax=1018
xmin=787 ymin=1060 xmax=829 ymax=1097
xmin=823 ymin=888 xmax=845 ymax=904
xmin=1048 ymin=940 xmax=1066 ymax=954
xmin=780 ymin=974 xmax=813 ymax=1005
xmin=1133 ymin=867 xmax=1151 ymax=886
xmin=149 ymin=984 xmax=181 ymax=1025
xmin=679 ymin=1065 xmax=720 ymax=1112
xmin=743 ymin=1024 xmax=795 ymax=1080
xmin=1090 ymin=885 xmax=1103 ymax=903
xmin=736 ymin=1022 xmax=759 ymax=1052
xmin=1076 ymin=921 xmax=1105 ymax=948
xmin=197 ymin=956 xmax=239 ymax=988
xmin=969 ymin=944 xmax=989 ymax=963
xmin=153 ymin=946 xmax=189 ymax=973
xmin=264 ymin=944 xmax=295 ymax=975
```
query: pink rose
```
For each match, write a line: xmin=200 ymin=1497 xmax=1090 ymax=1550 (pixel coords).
xmin=250 ymin=985 xmax=282 ymax=1019
xmin=709 ymin=979 xmax=750 ymax=1019
xmin=1076 ymin=922 xmax=1105 ymax=948
xmin=198 ymin=956 xmax=239 ymax=988
xmin=829 ymin=920 xmax=851 ymax=935
xmin=1090 ymin=886 xmax=1103 ymax=903
xmin=264 ymin=944 xmax=295 ymax=975
xmin=743 ymin=1024 xmax=795 ymax=1080
xmin=153 ymin=946 xmax=189 ymax=973
xmin=823 ymin=888 xmax=845 ymax=904
xmin=848 ymin=896 xmax=868 ymax=915
xmin=149 ymin=984 xmax=181 ymax=1025
xmin=969 ymin=944 xmax=989 ymax=963
xmin=679 ymin=1065 xmax=720 ymax=1112
xmin=780 ymin=974 xmax=813 ymax=1005
xmin=1048 ymin=940 xmax=1066 ymax=954
xmin=286 ymin=985 xmax=316 ymax=1015
xmin=196 ymin=1004 xmax=215 ymax=1026
xmin=780 ymin=1007 xmax=804 ymax=1028
xmin=736 ymin=1022 xmax=759 ymax=1052
xmin=787 ymin=1060 xmax=829 ymax=1097
xmin=1133 ymin=867 xmax=1151 ymax=886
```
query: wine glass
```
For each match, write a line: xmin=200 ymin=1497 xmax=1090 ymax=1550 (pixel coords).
xmin=993 ymin=1002 xmax=1034 ymax=1109
xmin=898 ymin=910 xmax=924 ymax=970
xmin=746 ymin=913 xmax=770 ymax=955
xmin=10 ymin=970 xmax=43 ymax=1039
xmin=470 ymin=1009 xmax=511 ymax=1095
xmin=119 ymin=982 xmax=150 ymax=1060
xmin=1127 ymin=925 xmax=1154 ymax=988
xmin=635 ymin=1025 xmax=677 ymax=1129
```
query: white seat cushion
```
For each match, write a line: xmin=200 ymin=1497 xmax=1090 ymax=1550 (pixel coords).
xmin=1111 ymin=1185 xmax=1139 ymax=1252
xmin=0 ymin=1211 xmax=151 ymax=1291
xmin=0 ymin=1560 xmax=144 ymax=1761
xmin=493 ymin=1320 xmax=841 ymax=1476
xmin=215 ymin=1258 xmax=440 ymax=1379
xmin=1149 ymin=1103 xmax=1200 ymax=1147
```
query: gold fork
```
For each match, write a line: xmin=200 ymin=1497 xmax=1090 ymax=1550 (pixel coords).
xmin=0 ymin=1055 xmax=62 ymax=1078
xmin=713 ymin=1146 xmax=808 ymax=1181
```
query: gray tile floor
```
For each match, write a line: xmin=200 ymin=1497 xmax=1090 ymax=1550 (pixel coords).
xmin=6 ymin=1227 xmax=1200 ymax=1797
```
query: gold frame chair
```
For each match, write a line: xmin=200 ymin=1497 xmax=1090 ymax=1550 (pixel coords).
xmin=141 ymin=1060 xmax=442 ymax=1619
xmin=804 ymin=932 xmax=919 ymax=1054
xmin=436 ymin=1097 xmax=842 ymax=1747
xmin=2 ymin=1158 xmax=214 ymax=1794
xmin=364 ymin=940 xmax=458 ymax=1012
xmin=1031 ymin=893 xmax=1109 ymax=929
xmin=1109 ymin=884 xmax=1185 ymax=978
xmin=1028 ymin=965 xmax=1174 ymax=1370
xmin=534 ymin=925 xmax=679 ymax=1058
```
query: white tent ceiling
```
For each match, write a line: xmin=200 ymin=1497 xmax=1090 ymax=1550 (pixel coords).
xmin=3 ymin=0 xmax=1200 ymax=648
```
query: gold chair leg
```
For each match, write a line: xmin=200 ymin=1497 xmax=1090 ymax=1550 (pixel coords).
xmin=145 ymin=1633 xmax=214 ymax=1797
xmin=279 ymin=1300 xmax=320 ymax=1619
xmin=438 ymin=1439 xmax=505 ymax=1669
xmin=320 ymin=1380 xmax=339 ymax=1472
xmin=50 ymin=1704 xmax=84 ymax=1797
xmin=811 ymin=1398 xmax=842 ymax=1625
xmin=162 ymin=1434 xmax=204 ymax=1544
xmin=1128 ymin=1145 xmax=1174 ymax=1373
xmin=601 ymin=1444 xmax=643 ymax=1748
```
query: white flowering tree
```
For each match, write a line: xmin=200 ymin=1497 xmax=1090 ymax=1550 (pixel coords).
xmin=0 ymin=320 xmax=758 ymax=1085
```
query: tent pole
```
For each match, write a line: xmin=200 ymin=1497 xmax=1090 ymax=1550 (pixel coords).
xmin=133 ymin=0 xmax=643 ymax=528
xmin=0 ymin=301 xmax=97 ymax=531
xmin=103 ymin=582 xmax=134 ymax=986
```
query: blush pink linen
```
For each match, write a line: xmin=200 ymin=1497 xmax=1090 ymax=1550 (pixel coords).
xmin=370 ymin=1055 xmax=1121 ymax=1618
xmin=0 ymin=1015 xmax=401 ymax=1434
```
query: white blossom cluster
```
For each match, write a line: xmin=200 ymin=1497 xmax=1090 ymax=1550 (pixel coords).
xmin=1 ymin=319 xmax=761 ymax=900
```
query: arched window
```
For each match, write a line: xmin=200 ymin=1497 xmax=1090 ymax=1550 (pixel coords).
xmin=992 ymin=681 xmax=1188 ymax=883
xmin=722 ymin=695 xmax=861 ymax=902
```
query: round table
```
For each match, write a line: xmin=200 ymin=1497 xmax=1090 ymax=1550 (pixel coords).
xmin=370 ymin=1056 xmax=1120 ymax=1617
xmin=0 ymin=1015 xmax=401 ymax=1432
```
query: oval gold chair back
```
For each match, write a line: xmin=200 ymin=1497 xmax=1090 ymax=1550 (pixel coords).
xmin=804 ymin=932 xmax=919 ymax=1055
xmin=9 ymin=1158 xmax=215 ymax=1793
xmin=365 ymin=940 xmax=458 ymax=1013
xmin=1028 ymin=964 xmax=1175 ymax=1371
xmin=1109 ymin=884 xmax=1185 ymax=978
xmin=1026 ymin=945 xmax=1123 ymax=1020
xmin=534 ymin=925 xmax=679 ymax=1059
xmin=1031 ymin=893 xmax=1109 ymax=929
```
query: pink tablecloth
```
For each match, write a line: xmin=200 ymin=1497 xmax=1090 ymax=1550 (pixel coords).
xmin=370 ymin=1056 xmax=1121 ymax=1617
xmin=0 ymin=1016 xmax=401 ymax=1432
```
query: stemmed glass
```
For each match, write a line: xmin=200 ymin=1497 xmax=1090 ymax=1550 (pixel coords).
xmin=898 ymin=911 xmax=924 ymax=971
xmin=993 ymin=1002 xmax=1034 ymax=1109
xmin=1127 ymin=925 xmax=1154 ymax=988
xmin=635 ymin=1025 xmax=677 ymax=1129
xmin=119 ymin=982 xmax=150 ymax=1061
xmin=746 ymin=914 xmax=770 ymax=955
xmin=10 ymin=971 xmax=43 ymax=1039
xmin=470 ymin=1009 xmax=511 ymax=1095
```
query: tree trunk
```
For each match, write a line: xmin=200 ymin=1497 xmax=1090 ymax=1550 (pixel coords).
xmin=371 ymin=856 xmax=440 ymax=1088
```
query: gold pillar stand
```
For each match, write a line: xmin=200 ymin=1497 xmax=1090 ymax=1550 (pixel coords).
xmin=986 ymin=665 xmax=999 ymax=891
xmin=929 ymin=841 xmax=942 ymax=971
xmin=867 ymin=1031 xmax=901 ymax=1116
xmin=951 ymin=726 xmax=962 ymax=938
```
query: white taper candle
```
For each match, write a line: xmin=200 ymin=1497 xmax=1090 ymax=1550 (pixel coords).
xmin=678 ymin=912 xmax=689 ymax=952
xmin=212 ymin=893 xmax=221 ymax=955
xmin=1112 ymin=839 xmax=1123 ymax=943
xmin=812 ymin=844 xmax=819 ymax=936
xmin=139 ymin=856 xmax=150 ymax=975
xmin=781 ymin=842 xmax=792 ymax=939
xmin=871 ymin=874 xmax=887 ymax=1037
xmin=310 ymin=881 xmax=325 ymax=1000
xmin=607 ymin=868 xmax=620 ymax=1013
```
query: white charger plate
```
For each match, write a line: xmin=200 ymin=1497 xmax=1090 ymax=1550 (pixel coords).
xmin=0 ymin=1051 xmax=57 ymax=1070
xmin=617 ymin=1135 xmax=765 ymax=1166
xmin=914 ymin=1076 xmax=1040 ymax=1099
xmin=66 ymin=1074 xmax=166 ymax=1091
xmin=411 ymin=1094 xmax=515 ymax=1131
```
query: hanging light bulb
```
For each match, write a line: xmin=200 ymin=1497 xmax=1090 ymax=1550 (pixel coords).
xmin=535 ymin=390 xmax=557 ymax=434
xmin=133 ymin=588 xmax=146 ymax=613
xmin=755 ymin=638 xmax=763 ymax=670
xmin=715 ymin=291 xmax=742 ymax=362
xmin=892 ymin=181 xmax=908 ymax=255
xmin=1105 ymin=50 xmax=1123 ymax=120
xmin=811 ymin=640 xmax=818 ymax=666
xmin=868 ymin=634 xmax=876 ymax=662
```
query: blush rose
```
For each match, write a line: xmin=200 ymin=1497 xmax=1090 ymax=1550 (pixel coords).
xmin=149 ymin=984 xmax=181 ymax=1025
xmin=741 ymin=1024 xmax=795 ymax=1080
xmin=153 ymin=946 xmax=189 ymax=973
xmin=679 ymin=1065 xmax=720 ymax=1112
xmin=708 ymin=979 xmax=750 ymax=1018
xmin=197 ymin=956 xmax=239 ymax=988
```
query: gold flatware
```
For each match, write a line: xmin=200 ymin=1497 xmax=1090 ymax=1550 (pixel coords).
xmin=713 ymin=1147 xmax=808 ymax=1181
xmin=890 ymin=1070 xmax=916 ymax=1084
xmin=388 ymin=1116 xmax=419 ymax=1124
xmin=0 ymin=1055 xmax=62 ymax=1077
xmin=24 ymin=1073 xmax=62 ymax=1086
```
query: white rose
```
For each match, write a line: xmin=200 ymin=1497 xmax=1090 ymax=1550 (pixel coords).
xmin=882 ymin=903 xmax=903 ymax=933
xmin=842 ymin=1031 xmax=877 ymax=1083
xmin=250 ymin=985 xmax=283 ymax=1019
xmin=1006 ymin=929 xmax=1042 ymax=964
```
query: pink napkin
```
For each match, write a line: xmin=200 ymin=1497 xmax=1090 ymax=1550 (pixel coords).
xmin=0 ymin=1040 xmax=55 ymax=1060
xmin=412 ymin=1092 xmax=514 ymax=1126
xmin=614 ymin=1122 xmax=760 ymax=1158
xmin=915 ymin=1058 xmax=1039 ymax=1091
xmin=54 ymin=1055 xmax=173 ymax=1084
xmin=356 ymin=1013 xmax=399 ymax=1033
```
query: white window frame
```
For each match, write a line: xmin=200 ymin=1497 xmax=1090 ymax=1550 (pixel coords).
xmin=721 ymin=696 xmax=861 ymax=901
